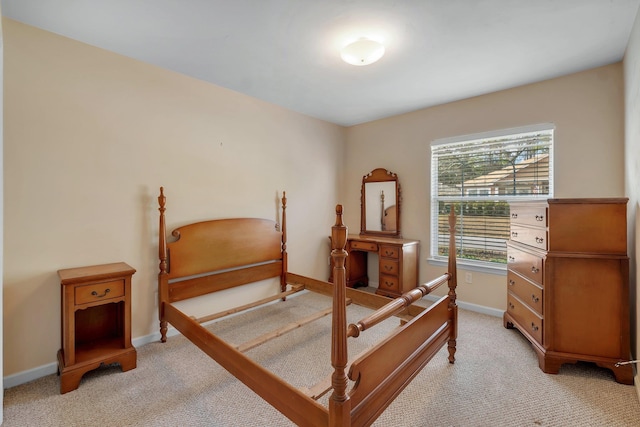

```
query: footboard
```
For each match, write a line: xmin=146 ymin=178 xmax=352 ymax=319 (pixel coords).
xmin=348 ymin=295 xmax=456 ymax=426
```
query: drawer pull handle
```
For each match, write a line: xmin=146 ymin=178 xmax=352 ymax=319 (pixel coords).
xmin=384 ymin=250 xmax=394 ymax=256
xmin=532 ymin=295 xmax=539 ymax=303
xmin=511 ymin=213 xmax=518 ymax=218
xmin=531 ymin=322 xmax=539 ymax=332
xmin=91 ymin=288 xmax=111 ymax=298
xmin=384 ymin=281 xmax=392 ymax=287
xmin=508 ymin=302 xmax=515 ymax=309
xmin=508 ymin=279 xmax=515 ymax=286
xmin=535 ymin=215 xmax=544 ymax=221
xmin=535 ymin=237 xmax=544 ymax=244
xmin=511 ymin=231 xmax=518 ymax=237
xmin=531 ymin=266 xmax=539 ymax=274
xmin=508 ymin=256 xmax=515 ymax=262
xmin=384 ymin=266 xmax=393 ymax=271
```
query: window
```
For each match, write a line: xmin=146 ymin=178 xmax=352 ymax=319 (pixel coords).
xmin=430 ymin=124 xmax=554 ymax=270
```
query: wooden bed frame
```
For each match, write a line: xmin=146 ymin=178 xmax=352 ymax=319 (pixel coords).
xmin=157 ymin=187 xmax=458 ymax=427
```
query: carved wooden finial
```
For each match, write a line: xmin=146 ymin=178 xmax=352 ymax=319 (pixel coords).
xmin=331 ymin=205 xmax=347 ymax=252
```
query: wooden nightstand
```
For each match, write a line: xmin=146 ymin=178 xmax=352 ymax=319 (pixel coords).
xmin=57 ymin=262 xmax=137 ymax=393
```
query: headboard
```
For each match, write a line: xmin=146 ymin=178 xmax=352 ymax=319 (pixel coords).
xmin=158 ymin=187 xmax=288 ymax=303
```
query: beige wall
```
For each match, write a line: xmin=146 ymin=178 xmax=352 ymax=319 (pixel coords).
xmin=2 ymin=19 xmax=345 ymax=377
xmin=343 ymin=63 xmax=626 ymax=309
xmin=624 ymin=6 xmax=640 ymax=390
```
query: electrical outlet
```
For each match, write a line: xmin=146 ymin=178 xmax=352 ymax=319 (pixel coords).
xmin=465 ymin=272 xmax=472 ymax=284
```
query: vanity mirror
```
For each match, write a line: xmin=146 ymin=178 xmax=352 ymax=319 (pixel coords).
xmin=360 ymin=168 xmax=401 ymax=236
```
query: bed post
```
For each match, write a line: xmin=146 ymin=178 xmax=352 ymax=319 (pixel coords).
xmin=280 ymin=191 xmax=288 ymax=296
xmin=158 ymin=187 xmax=169 ymax=343
xmin=447 ymin=204 xmax=458 ymax=363
xmin=329 ymin=205 xmax=351 ymax=427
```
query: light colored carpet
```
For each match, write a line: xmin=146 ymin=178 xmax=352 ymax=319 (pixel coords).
xmin=3 ymin=291 xmax=640 ymax=426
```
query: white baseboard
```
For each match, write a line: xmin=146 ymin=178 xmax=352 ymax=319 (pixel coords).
xmin=422 ymin=294 xmax=504 ymax=317
xmin=3 ymin=362 xmax=59 ymax=389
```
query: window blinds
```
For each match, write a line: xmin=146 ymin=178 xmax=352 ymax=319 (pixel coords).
xmin=430 ymin=125 xmax=554 ymax=265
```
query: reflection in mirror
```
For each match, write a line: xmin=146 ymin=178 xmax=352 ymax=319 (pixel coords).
xmin=361 ymin=168 xmax=401 ymax=237
xmin=364 ymin=182 xmax=396 ymax=232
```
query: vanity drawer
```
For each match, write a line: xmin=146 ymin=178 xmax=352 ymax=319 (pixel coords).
xmin=510 ymin=203 xmax=548 ymax=228
xmin=507 ymin=270 xmax=543 ymax=315
xmin=379 ymin=274 xmax=400 ymax=293
xmin=75 ymin=280 xmax=125 ymax=306
xmin=510 ymin=224 xmax=548 ymax=251
xmin=349 ymin=240 xmax=378 ymax=252
xmin=379 ymin=245 xmax=399 ymax=259
xmin=507 ymin=243 xmax=544 ymax=286
xmin=507 ymin=293 xmax=543 ymax=345
xmin=380 ymin=259 xmax=399 ymax=276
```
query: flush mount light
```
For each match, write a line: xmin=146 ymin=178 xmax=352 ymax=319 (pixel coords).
xmin=340 ymin=38 xmax=385 ymax=66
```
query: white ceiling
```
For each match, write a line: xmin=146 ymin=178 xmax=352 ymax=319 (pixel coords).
xmin=3 ymin=0 xmax=640 ymax=126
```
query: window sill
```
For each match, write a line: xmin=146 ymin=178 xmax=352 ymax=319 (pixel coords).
xmin=427 ymin=257 xmax=507 ymax=276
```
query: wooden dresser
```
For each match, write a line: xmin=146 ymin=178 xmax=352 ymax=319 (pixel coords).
xmin=330 ymin=234 xmax=419 ymax=298
xmin=503 ymin=198 xmax=633 ymax=384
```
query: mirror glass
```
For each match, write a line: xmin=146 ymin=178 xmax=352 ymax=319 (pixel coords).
xmin=361 ymin=168 xmax=401 ymax=236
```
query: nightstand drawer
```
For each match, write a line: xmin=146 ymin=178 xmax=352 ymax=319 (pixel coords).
xmin=379 ymin=245 xmax=399 ymax=259
xmin=75 ymin=280 xmax=124 ymax=305
xmin=507 ymin=294 xmax=543 ymax=345
xmin=507 ymin=270 xmax=543 ymax=315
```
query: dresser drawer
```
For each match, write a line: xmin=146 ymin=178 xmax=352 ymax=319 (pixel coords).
xmin=380 ymin=259 xmax=399 ymax=276
xmin=510 ymin=203 xmax=547 ymax=227
xmin=75 ymin=280 xmax=125 ymax=305
xmin=379 ymin=274 xmax=400 ymax=293
xmin=507 ymin=244 xmax=544 ymax=286
xmin=349 ymin=240 xmax=378 ymax=252
xmin=507 ymin=270 xmax=543 ymax=315
xmin=510 ymin=224 xmax=548 ymax=250
xmin=507 ymin=294 xmax=543 ymax=345
xmin=379 ymin=245 xmax=399 ymax=259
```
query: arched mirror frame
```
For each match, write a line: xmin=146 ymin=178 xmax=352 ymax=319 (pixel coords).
xmin=360 ymin=168 xmax=401 ymax=237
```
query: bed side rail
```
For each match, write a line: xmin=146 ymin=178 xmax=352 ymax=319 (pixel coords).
xmin=347 ymin=273 xmax=450 ymax=338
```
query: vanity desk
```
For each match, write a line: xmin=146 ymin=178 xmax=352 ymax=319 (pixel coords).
xmin=329 ymin=168 xmax=420 ymax=298
xmin=330 ymin=234 xmax=419 ymax=298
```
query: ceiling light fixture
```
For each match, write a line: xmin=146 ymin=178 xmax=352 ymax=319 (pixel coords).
xmin=340 ymin=38 xmax=385 ymax=66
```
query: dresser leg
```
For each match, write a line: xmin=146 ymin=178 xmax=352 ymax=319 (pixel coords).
xmin=600 ymin=362 xmax=634 ymax=385
xmin=539 ymin=354 xmax=563 ymax=375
